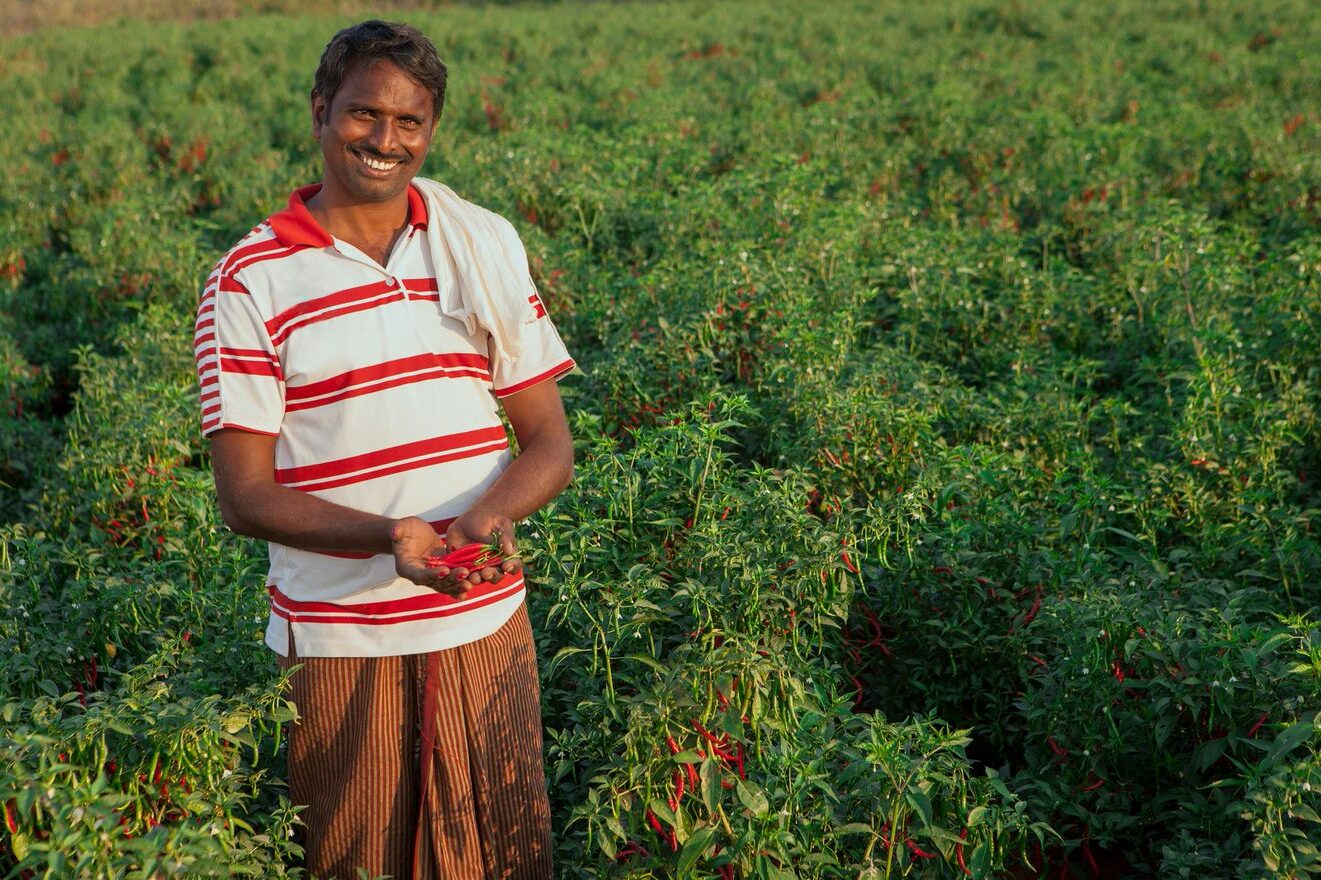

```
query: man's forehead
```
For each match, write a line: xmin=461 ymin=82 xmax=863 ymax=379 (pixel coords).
xmin=334 ymin=59 xmax=431 ymax=103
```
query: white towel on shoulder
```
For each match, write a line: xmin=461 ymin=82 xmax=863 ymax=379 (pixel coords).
xmin=411 ymin=176 xmax=540 ymax=370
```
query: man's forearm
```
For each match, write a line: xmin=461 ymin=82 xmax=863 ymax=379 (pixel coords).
xmin=222 ymin=481 xmax=398 ymax=555
xmin=466 ymin=436 xmax=573 ymax=524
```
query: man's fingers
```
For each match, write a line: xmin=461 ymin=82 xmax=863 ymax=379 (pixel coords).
xmin=498 ymin=525 xmax=517 ymax=557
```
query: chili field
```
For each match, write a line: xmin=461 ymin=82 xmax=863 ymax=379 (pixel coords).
xmin=1 ymin=0 xmax=1319 ymax=877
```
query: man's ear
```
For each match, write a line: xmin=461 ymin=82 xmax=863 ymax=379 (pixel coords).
xmin=310 ymin=90 xmax=326 ymax=139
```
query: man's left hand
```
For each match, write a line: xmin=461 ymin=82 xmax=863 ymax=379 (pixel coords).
xmin=447 ymin=508 xmax=523 ymax=585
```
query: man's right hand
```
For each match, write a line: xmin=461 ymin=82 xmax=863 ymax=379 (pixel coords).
xmin=390 ymin=516 xmax=473 ymax=597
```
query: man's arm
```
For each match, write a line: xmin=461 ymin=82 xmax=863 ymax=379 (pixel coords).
xmin=208 ymin=378 xmax=572 ymax=593
xmin=209 ymin=429 xmax=464 ymax=594
xmin=444 ymin=379 xmax=574 ymax=570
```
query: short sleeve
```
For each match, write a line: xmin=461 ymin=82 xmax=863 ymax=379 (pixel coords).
xmin=194 ymin=266 xmax=286 ymax=437
xmin=487 ymin=285 xmax=576 ymax=397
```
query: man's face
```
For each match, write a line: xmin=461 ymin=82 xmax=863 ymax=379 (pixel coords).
xmin=311 ymin=59 xmax=436 ymax=205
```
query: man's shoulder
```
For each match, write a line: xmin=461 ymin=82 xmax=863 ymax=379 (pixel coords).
xmin=205 ymin=221 xmax=283 ymax=286
xmin=413 ymin=177 xmax=519 ymax=238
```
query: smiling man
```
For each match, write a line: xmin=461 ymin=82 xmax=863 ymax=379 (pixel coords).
xmin=193 ymin=20 xmax=572 ymax=880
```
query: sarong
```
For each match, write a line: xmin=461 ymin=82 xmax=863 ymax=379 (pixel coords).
xmin=277 ymin=603 xmax=554 ymax=879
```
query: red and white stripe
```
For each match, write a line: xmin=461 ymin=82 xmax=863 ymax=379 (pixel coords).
xmin=268 ymin=574 xmax=524 ymax=626
xmin=275 ymin=425 xmax=509 ymax=493
xmin=284 ymin=352 xmax=490 ymax=412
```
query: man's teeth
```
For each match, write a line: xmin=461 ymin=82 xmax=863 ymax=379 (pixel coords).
xmin=359 ymin=154 xmax=399 ymax=171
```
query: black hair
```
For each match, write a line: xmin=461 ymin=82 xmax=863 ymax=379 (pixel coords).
xmin=313 ymin=20 xmax=447 ymax=121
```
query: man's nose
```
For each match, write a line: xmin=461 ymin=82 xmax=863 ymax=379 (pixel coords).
xmin=368 ymin=118 xmax=400 ymax=156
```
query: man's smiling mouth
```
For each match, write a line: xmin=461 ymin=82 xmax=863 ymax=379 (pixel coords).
xmin=353 ymin=148 xmax=403 ymax=171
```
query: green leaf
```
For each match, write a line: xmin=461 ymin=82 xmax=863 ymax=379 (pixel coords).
xmin=223 ymin=711 xmax=251 ymax=734
xmin=966 ymin=805 xmax=987 ymax=827
xmin=624 ymin=653 xmax=666 ymax=675
xmin=1265 ymin=721 xmax=1315 ymax=763
xmin=677 ymin=826 xmax=715 ymax=874
xmin=650 ymin=798 xmax=676 ymax=826
xmin=834 ymin=822 xmax=873 ymax=835
xmin=906 ymin=788 xmax=933 ymax=830
xmin=11 ymin=831 xmax=28 ymax=860
xmin=735 ymin=779 xmax=768 ymax=816
xmin=700 ymin=758 xmax=721 ymax=813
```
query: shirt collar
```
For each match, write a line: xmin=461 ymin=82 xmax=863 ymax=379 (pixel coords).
xmin=267 ymin=183 xmax=429 ymax=249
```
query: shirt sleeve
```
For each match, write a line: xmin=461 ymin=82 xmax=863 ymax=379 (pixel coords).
xmin=194 ymin=265 xmax=286 ymax=437
xmin=486 ymin=225 xmax=576 ymax=398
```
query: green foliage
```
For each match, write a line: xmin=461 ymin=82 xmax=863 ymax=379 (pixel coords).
xmin=1 ymin=0 xmax=1319 ymax=877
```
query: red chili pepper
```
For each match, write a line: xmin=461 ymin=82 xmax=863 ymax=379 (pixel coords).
xmin=906 ymin=839 xmax=936 ymax=859
xmin=426 ymin=540 xmax=503 ymax=570
xmin=1082 ymin=837 xmax=1099 ymax=876
xmin=932 ymin=565 xmax=953 ymax=576
xmin=646 ymin=809 xmax=664 ymax=836
xmin=956 ymin=828 xmax=971 ymax=876
xmin=710 ymin=743 xmax=738 ymax=763
xmin=4 ymin=800 xmax=17 ymax=833
xmin=1246 ymin=711 xmax=1269 ymax=738
xmin=692 ymin=720 xmax=728 ymax=748
xmin=666 ymin=735 xmax=681 ymax=755
xmin=1111 ymin=662 xmax=1125 ymax=683
xmin=673 ymin=769 xmax=685 ymax=802
xmin=1080 ymin=775 xmax=1105 ymax=792
xmin=685 ymin=763 xmax=698 ymax=787
xmin=1047 ymin=736 xmax=1068 ymax=758
xmin=1021 ymin=592 xmax=1042 ymax=626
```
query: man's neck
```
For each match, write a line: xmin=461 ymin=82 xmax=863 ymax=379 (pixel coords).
xmin=305 ymin=186 xmax=411 ymax=267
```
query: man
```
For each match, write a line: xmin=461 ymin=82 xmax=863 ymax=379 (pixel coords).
xmin=193 ymin=20 xmax=573 ymax=879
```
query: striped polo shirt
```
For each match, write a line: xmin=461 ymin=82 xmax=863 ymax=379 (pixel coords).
xmin=194 ymin=183 xmax=574 ymax=658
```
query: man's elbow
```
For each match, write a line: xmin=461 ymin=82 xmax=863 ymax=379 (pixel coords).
xmin=217 ymin=497 xmax=254 ymax=537
xmin=214 ymin=483 xmax=266 ymax=538
xmin=555 ymin=442 xmax=575 ymax=495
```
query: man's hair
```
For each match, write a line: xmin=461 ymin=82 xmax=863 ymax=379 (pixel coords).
xmin=313 ymin=20 xmax=448 ymax=121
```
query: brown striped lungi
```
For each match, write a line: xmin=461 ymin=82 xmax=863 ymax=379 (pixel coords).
xmin=277 ymin=603 xmax=553 ymax=880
